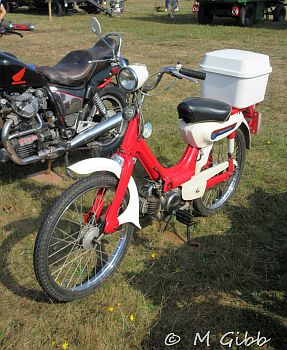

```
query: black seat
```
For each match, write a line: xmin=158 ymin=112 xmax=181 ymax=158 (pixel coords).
xmin=177 ymin=97 xmax=231 ymax=124
xmin=37 ymin=37 xmax=116 ymax=87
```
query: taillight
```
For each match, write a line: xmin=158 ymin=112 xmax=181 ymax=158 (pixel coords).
xmin=232 ymin=6 xmax=239 ymax=16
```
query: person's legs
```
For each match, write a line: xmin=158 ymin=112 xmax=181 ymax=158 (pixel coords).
xmin=174 ymin=0 xmax=179 ymax=11
xmin=165 ymin=0 xmax=169 ymax=11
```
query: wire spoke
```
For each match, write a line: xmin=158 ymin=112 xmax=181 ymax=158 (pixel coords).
xmin=50 ymin=242 xmax=80 ymax=269
xmin=61 ymin=215 xmax=82 ymax=226
xmin=51 ymin=249 xmax=92 ymax=277
xmin=50 ymin=230 xmax=80 ymax=247
xmin=48 ymin=239 xmax=80 ymax=259
xmin=73 ymin=250 xmax=95 ymax=288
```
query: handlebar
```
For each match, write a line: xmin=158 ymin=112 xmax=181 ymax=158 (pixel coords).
xmin=142 ymin=66 xmax=206 ymax=93
xmin=88 ymin=33 xmax=123 ymax=64
xmin=179 ymin=67 xmax=206 ymax=80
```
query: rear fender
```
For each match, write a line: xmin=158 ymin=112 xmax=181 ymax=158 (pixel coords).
xmin=68 ymin=158 xmax=141 ymax=229
xmin=239 ymin=118 xmax=251 ymax=149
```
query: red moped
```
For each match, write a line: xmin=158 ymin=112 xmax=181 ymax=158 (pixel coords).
xmin=34 ymin=57 xmax=268 ymax=302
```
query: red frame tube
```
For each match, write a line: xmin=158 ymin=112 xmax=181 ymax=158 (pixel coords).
xmin=98 ymin=77 xmax=113 ymax=89
xmin=104 ymin=115 xmax=199 ymax=233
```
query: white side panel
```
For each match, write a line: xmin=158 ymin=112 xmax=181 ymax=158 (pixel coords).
xmin=68 ymin=158 xmax=141 ymax=229
xmin=195 ymin=144 xmax=213 ymax=175
xmin=181 ymin=160 xmax=237 ymax=200
xmin=179 ymin=112 xmax=244 ymax=148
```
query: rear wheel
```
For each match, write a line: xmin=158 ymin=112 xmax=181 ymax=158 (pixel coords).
xmin=193 ymin=128 xmax=246 ymax=216
xmin=273 ymin=3 xmax=286 ymax=22
xmin=198 ymin=4 xmax=214 ymax=24
xmin=34 ymin=174 xmax=134 ymax=302
xmin=88 ymin=84 xmax=127 ymax=157
xmin=239 ymin=4 xmax=256 ymax=27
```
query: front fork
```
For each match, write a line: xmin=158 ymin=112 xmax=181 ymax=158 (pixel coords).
xmin=104 ymin=153 xmax=135 ymax=234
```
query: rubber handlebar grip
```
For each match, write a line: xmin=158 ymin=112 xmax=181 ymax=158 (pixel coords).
xmin=179 ymin=67 xmax=206 ymax=80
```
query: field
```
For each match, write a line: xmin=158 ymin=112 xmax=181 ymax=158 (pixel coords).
xmin=0 ymin=1 xmax=286 ymax=349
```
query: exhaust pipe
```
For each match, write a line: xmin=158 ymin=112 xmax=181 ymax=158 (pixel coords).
xmin=2 ymin=112 xmax=123 ymax=166
xmin=69 ymin=112 xmax=123 ymax=150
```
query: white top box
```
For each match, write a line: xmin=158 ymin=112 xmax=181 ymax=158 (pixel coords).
xmin=200 ymin=49 xmax=272 ymax=108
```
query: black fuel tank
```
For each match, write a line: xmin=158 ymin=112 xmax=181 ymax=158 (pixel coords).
xmin=0 ymin=52 xmax=47 ymax=92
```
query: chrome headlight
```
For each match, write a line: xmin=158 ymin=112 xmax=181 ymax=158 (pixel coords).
xmin=118 ymin=64 xmax=149 ymax=92
xmin=118 ymin=67 xmax=137 ymax=91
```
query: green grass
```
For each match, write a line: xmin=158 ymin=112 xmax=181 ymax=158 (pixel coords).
xmin=0 ymin=1 xmax=286 ymax=349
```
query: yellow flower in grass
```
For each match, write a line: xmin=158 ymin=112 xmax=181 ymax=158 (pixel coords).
xmin=151 ymin=252 xmax=158 ymax=260
xmin=107 ymin=306 xmax=114 ymax=312
xmin=61 ymin=341 xmax=69 ymax=350
xmin=129 ymin=314 xmax=135 ymax=321
xmin=51 ymin=340 xmax=57 ymax=347
xmin=267 ymin=140 xmax=271 ymax=145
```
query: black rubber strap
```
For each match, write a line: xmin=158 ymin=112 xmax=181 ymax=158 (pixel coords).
xmin=179 ymin=67 xmax=206 ymax=80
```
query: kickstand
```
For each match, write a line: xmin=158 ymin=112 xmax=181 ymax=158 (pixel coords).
xmin=45 ymin=159 xmax=54 ymax=174
xmin=160 ymin=215 xmax=173 ymax=233
xmin=64 ymin=152 xmax=76 ymax=179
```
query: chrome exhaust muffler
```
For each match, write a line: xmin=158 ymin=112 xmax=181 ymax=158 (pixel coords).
xmin=1 ymin=112 xmax=123 ymax=166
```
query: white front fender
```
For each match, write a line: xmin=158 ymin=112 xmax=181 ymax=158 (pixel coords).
xmin=68 ymin=158 xmax=141 ymax=229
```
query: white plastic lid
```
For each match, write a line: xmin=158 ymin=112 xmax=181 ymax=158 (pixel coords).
xmin=200 ymin=49 xmax=272 ymax=78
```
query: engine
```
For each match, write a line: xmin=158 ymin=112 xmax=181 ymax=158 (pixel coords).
xmin=139 ymin=181 xmax=182 ymax=219
xmin=0 ymin=88 xmax=58 ymax=163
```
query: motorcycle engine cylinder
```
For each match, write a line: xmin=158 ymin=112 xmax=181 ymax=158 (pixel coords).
xmin=11 ymin=93 xmax=39 ymax=119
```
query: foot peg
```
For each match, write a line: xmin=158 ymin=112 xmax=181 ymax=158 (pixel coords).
xmin=175 ymin=210 xmax=197 ymax=246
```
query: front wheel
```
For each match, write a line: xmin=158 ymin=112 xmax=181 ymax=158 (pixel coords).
xmin=34 ymin=174 xmax=134 ymax=302
xmin=193 ymin=128 xmax=246 ymax=216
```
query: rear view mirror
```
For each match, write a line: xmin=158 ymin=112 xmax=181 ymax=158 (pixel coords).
xmin=91 ymin=17 xmax=101 ymax=35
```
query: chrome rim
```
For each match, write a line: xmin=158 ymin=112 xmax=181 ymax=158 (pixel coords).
xmin=47 ymin=186 xmax=127 ymax=291
xmin=201 ymin=136 xmax=242 ymax=210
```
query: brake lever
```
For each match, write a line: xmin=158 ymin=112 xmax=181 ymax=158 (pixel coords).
xmin=160 ymin=66 xmax=198 ymax=84
xmin=171 ymin=71 xmax=198 ymax=84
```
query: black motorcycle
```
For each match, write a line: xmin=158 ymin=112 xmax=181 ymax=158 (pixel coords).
xmin=0 ymin=18 xmax=128 ymax=168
